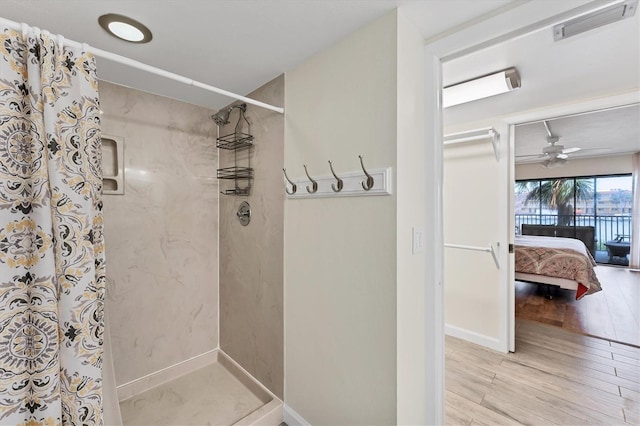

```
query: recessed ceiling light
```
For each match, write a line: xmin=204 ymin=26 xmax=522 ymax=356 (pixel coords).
xmin=98 ymin=13 xmax=152 ymax=43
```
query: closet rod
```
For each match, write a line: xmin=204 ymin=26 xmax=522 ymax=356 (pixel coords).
xmin=0 ymin=17 xmax=284 ymax=114
xmin=444 ymin=242 xmax=500 ymax=269
xmin=444 ymin=243 xmax=490 ymax=252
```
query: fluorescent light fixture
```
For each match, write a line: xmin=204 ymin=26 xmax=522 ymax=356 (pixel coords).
xmin=553 ymin=0 xmax=637 ymax=41
xmin=443 ymin=67 xmax=520 ymax=108
xmin=99 ymin=14 xmax=152 ymax=44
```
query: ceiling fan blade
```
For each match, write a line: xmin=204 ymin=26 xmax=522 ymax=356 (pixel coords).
xmin=562 ymin=147 xmax=581 ymax=154
xmin=515 ymin=153 xmax=547 ymax=158
xmin=575 ymin=147 xmax=613 ymax=153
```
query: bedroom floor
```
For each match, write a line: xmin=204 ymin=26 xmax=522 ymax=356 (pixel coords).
xmin=445 ymin=320 xmax=639 ymax=425
xmin=515 ymin=265 xmax=640 ymax=347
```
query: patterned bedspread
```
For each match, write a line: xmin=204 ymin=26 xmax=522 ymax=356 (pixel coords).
xmin=515 ymin=235 xmax=602 ymax=299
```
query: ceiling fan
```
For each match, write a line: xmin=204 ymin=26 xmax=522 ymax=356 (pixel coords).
xmin=516 ymin=120 xmax=610 ymax=168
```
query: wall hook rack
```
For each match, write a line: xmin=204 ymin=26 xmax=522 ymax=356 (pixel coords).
xmin=283 ymin=162 xmax=391 ymax=199
xmin=283 ymin=168 xmax=297 ymax=195
xmin=328 ymin=160 xmax=343 ymax=192
xmin=359 ymin=155 xmax=374 ymax=191
xmin=303 ymin=165 xmax=318 ymax=194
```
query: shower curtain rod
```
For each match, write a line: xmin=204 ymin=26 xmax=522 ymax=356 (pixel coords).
xmin=0 ymin=17 xmax=284 ymax=114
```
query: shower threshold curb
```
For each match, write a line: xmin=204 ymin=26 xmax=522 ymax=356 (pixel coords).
xmin=117 ymin=348 xmax=283 ymax=425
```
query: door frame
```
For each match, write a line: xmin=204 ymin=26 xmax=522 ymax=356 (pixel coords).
xmin=422 ymin=1 xmax=630 ymax=423
xmin=503 ymin=90 xmax=640 ymax=350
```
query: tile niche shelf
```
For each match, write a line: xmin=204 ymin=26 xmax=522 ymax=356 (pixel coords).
xmin=102 ymin=134 xmax=124 ymax=195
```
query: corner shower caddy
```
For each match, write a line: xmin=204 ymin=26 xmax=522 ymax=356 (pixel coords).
xmin=216 ymin=104 xmax=254 ymax=195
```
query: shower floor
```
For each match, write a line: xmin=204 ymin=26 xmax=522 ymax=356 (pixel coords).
xmin=119 ymin=352 xmax=277 ymax=425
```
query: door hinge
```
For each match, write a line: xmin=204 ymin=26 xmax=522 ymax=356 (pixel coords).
xmin=509 ymin=243 xmax=514 ymax=254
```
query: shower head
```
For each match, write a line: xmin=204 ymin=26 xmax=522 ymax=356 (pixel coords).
xmin=212 ymin=103 xmax=247 ymax=126
xmin=212 ymin=107 xmax=232 ymax=126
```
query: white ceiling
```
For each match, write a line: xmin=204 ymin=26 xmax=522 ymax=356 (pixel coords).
xmin=442 ymin=3 xmax=639 ymax=128
xmin=0 ymin=0 xmax=513 ymax=110
xmin=514 ymin=104 xmax=640 ymax=163
xmin=3 ymin=0 xmax=637 ymax=160
xmin=442 ymin=1 xmax=640 ymax=162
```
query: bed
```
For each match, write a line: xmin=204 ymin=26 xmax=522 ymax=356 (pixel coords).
xmin=514 ymin=235 xmax=602 ymax=300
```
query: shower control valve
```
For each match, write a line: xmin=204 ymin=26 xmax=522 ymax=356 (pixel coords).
xmin=236 ymin=201 xmax=251 ymax=226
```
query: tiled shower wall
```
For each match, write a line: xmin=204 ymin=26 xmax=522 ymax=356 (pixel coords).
xmin=219 ymin=75 xmax=285 ymax=398
xmin=100 ymin=81 xmax=219 ymax=386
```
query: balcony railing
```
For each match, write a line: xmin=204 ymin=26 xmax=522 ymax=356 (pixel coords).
xmin=515 ymin=214 xmax=632 ymax=251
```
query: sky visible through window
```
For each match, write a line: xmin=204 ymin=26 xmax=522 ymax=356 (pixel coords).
xmin=597 ymin=176 xmax=632 ymax=191
xmin=515 ymin=174 xmax=633 ymax=222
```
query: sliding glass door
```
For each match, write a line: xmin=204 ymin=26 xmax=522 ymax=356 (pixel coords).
xmin=515 ymin=174 xmax=633 ymax=266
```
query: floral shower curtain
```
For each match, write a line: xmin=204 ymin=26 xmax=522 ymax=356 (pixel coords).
xmin=0 ymin=25 xmax=105 ymax=425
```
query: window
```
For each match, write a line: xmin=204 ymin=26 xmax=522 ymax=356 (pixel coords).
xmin=515 ymin=174 xmax=633 ymax=266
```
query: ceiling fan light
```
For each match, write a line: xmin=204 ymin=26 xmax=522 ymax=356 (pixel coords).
xmin=540 ymin=158 xmax=567 ymax=168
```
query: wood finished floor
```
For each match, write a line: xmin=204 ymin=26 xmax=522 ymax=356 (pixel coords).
xmin=445 ymin=320 xmax=640 ymax=425
xmin=516 ymin=266 xmax=640 ymax=347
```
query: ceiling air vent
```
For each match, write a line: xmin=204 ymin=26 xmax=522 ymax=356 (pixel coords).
xmin=553 ymin=0 xmax=638 ymax=41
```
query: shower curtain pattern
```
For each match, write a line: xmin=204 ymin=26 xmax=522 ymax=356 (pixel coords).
xmin=0 ymin=26 xmax=104 ymax=425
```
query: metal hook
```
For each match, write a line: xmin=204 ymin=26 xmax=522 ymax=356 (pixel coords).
xmin=283 ymin=168 xmax=297 ymax=195
xmin=328 ymin=161 xmax=343 ymax=192
xmin=303 ymin=165 xmax=318 ymax=194
xmin=358 ymin=155 xmax=374 ymax=191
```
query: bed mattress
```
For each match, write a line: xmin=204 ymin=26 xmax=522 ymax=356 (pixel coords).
xmin=514 ymin=235 xmax=602 ymax=299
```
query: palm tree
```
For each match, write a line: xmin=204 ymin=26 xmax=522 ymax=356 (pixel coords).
xmin=516 ymin=179 xmax=593 ymax=226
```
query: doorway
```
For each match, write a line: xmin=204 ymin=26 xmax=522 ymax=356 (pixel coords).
xmin=425 ymin=1 xmax=640 ymax=422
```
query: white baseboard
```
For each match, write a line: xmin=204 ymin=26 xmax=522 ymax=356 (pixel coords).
xmin=283 ymin=404 xmax=311 ymax=426
xmin=445 ymin=324 xmax=506 ymax=353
